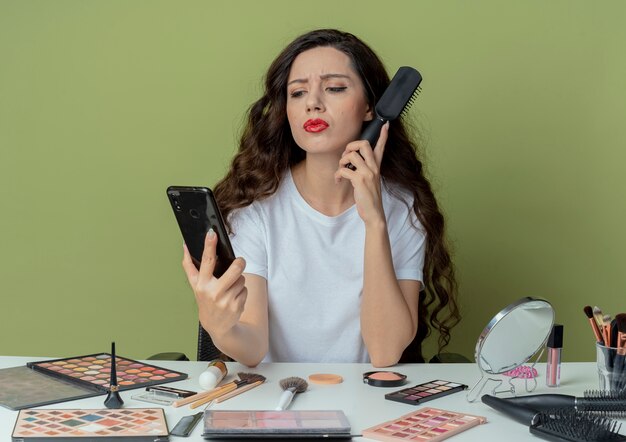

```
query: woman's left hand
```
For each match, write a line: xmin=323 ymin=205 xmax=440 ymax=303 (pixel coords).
xmin=335 ymin=122 xmax=389 ymax=226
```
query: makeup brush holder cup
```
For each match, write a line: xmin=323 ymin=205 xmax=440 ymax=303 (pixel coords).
xmin=596 ymin=342 xmax=626 ymax=392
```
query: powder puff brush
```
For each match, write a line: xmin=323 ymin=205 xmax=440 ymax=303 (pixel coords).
xmin=275 ymin=376 xmax=308 ymax=410
xmin=104 ymin=342 xmax=124 ymax=409
xmin=346 ymin=66 xmax=422 ymax=170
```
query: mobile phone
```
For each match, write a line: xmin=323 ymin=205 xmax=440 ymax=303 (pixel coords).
xmin=166 ymin=186 xmax=236 ymax=277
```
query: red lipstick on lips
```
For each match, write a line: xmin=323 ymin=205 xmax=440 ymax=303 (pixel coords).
xmin=303 ymin=118 xmax=329 ymax=133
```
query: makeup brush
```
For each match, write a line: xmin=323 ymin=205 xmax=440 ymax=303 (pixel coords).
xmin=104 ymin=342 xmax=124 ymax=409
xmin=585 ymin=305 xmax=605 ymax=345
xmin=603 ymin=314 xmax=613 ymax=347
xmin=173 ymin=372 xmax=265 ymax=408
xmin=188 ymin=373 xmax=266 ymax=409
xmin=275 ymin=376 xmax=308 ymax=410
xmin=594 ymin=306 xmax=605 ymax=329
xmin=616 ymin=314 xmax=626 ymax=351
xmin=215 ymin=379 xmax=265 ymax=403
xmin=613 ymin=314 xmax=626 ymax=389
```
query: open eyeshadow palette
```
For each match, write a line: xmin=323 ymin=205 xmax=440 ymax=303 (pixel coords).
xmin=385 ymin=380 xmax=468 ymax=405
xmin=0 ymin=353 xmax=187 ymax=410
xmin=202 ymin=410 xmax=352 ymax=439
xmin=11 ymin=408 xmax=169 ymax=441
xmin=362 ymin=407 xmax=486 ymax=442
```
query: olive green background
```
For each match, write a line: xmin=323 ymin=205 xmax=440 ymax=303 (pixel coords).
xmin=1 ymin=1 xmax=625 ymax=362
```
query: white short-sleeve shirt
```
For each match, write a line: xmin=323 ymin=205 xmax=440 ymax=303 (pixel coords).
xmin=229 ymin=169 xmax=425 ymax=363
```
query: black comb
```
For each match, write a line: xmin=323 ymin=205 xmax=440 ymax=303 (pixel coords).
xmin=346 ymin=66 xmax=422 ymax=170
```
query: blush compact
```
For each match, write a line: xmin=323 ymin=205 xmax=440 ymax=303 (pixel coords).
xmin=362 ymin=370 xmax=407 ymax=387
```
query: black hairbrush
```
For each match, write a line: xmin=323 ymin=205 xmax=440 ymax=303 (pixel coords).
xmin=346 ymin=66 xmax=422 ymax=170
xmin=482 ymin=394 xmax=626 ymax=441
xmin=503 ymin=391 xmax=626 ymax=418
xmin=531 ymin=409 xmax=626 ymax=442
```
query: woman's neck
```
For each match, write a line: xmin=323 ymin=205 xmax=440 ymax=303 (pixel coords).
xmin=291 ymin=158 xmax=354 ymax=217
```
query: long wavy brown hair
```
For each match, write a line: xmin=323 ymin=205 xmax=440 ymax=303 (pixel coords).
xmin=214 ymin=29 xmax=460 ymax=362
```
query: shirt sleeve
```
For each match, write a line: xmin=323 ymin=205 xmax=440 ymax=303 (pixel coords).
xmin=228 ymin=204 xmax=268 ymax=279
xmin=390 ymin=203 xmax=426 ymax=284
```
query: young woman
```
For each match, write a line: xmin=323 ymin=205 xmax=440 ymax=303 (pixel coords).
xmin=182 ymin=29 xmax=460 ymax=367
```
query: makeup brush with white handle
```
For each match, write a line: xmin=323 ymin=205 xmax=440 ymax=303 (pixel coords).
xmin=275 ymin=376 xmax=308 ymax=410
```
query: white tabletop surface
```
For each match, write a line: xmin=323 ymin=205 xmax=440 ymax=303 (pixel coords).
xmin=0 ymin=356 xmax=619 ymax=441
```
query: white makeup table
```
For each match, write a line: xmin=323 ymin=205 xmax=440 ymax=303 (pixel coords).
xmin=0 ymin=356 xmax=617 ymax=441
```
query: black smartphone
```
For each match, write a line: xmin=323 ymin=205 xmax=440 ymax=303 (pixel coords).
xmin=166 ymin=186 xmax=236 ymax=277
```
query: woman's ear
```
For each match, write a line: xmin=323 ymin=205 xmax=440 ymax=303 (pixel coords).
xmin=364 ymin=104 xmax=374 ymax=122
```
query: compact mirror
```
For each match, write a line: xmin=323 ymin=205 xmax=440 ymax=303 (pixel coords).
xmin=467 ymin=297 xmax=554 ymax=402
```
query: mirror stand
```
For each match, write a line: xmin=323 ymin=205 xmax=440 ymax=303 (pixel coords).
xmin=466 ymin=347 xmax=544 ymax=402
xmin=467 ymin=296 xmax=553 ymax=403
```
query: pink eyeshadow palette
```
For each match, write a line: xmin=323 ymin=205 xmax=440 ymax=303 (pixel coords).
xmin=202 ymin=410 xmax=352 ymax=439
xmin=12 ymin=408 xmax=169 ymax=441
xmin=27 ymin=353 xmax=187 ymax=393
xmin=385 ymin=380 xmax=468 ymax=405
xmin=362 ymin=407 xmax=486 ymax=442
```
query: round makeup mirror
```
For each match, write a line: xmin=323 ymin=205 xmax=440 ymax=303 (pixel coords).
xmin=467 ymin=297 xmax=554 ymax=402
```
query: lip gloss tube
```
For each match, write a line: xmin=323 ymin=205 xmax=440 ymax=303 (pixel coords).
xmin=546 ymin=324 xmax=564 ymax=387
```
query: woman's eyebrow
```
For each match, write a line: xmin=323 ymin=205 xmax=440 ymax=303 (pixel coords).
xmin=287 ymin=73 xmax=352 ymax=86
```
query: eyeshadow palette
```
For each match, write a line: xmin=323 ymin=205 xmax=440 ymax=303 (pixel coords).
xmin=202 ymin=410 xmax=352 ymax=439
xmin=0 ymin=366 xmax=101 ymax=411
xmin=28 ymin=353 xmax=187 ymax=392
xmin=0 ymin=353 xmax=188 ymax=411
xmin=385 ymin=380 xmax=468 ymax=405
xmin=12 ymin=408 xmax=169 ymax=441
xmin=362 ymin=407 xmax=486 ymax=442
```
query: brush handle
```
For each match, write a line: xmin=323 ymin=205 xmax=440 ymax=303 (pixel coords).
xmin=360 ymin=117 xmax=386 ymax=149
xmin=275 ymin=388 xmax=296 ymax=410
xmin=482 ymin=394 xmax=538 ymax=425
xmin=189 ymin=383 xmax=238 ymax=409
xmin=216 ymin=380 xmax=263 ymax=403
xmin=345 ymin=118 xmax=387 ymax=171
xmin=504 ymin=394 xmax=576 ymax=410
xmin=614 ymin=353 xmax=625 ymax=391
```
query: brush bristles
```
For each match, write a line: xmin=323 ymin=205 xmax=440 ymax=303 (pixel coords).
xmin=585 ymin=305 xmax=595 ymax=319
xmin=238 ymin=372 xmax=266 ymax=383
xmin=594 ymin=306 xmax=605 ymax=323
xmin=584 ymin=390 xmax=626 ymax=400
xmin=531 ymin=409 xmax=625 ymax=442
xmin=279 ymin=376 xmax=308 ymax=393
xmin=400 ymin=89 xmax=420 ymax=118
xmin=577 ymin=393 xmax=626 ymax=418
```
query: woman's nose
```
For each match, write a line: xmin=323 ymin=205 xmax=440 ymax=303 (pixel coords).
xmin=306 ymin=90 xmax=325 ymax=113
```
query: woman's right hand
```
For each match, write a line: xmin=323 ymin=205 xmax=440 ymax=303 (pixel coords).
xmin=182 ymin=229 xmax=248 ymax=339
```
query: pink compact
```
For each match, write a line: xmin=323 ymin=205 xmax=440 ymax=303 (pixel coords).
xmin=363 ymin=371 xmax=407 ymax=387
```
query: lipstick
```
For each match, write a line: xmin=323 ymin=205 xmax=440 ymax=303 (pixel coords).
xmin=546 ymin=324 xmax=563 ymax=387
xmin=303 ymin=118 xmax=329 ymax=133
